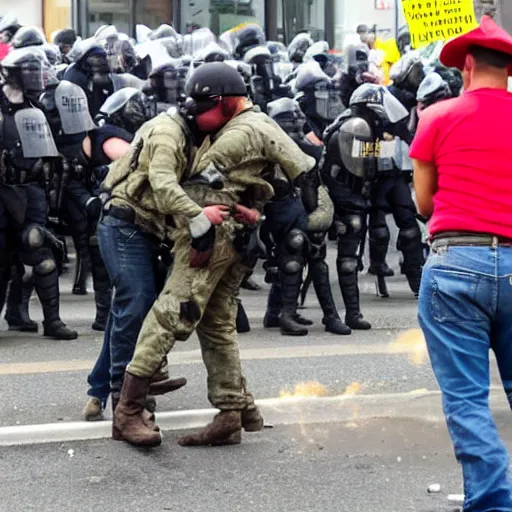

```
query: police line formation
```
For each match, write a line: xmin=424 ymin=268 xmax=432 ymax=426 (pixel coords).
xmin=0 ymin=17 xmax=464 ymax=444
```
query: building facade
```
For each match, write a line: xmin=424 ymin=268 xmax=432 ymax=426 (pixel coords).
xmin=0 ymin=0 xmax=510 ymax=47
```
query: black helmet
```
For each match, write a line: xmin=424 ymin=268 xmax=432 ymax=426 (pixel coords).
xmin=185 ymin=62 xmax=247 ymax=98
xmin=432 ymin=62 xmax=463 ymax=98
xmin=350 ymin=83 xmax=408 ymax=123
xmin=97 ymin=88 xmax=151 ymax=133
xmin=11 ymin=26 xmax=46 ymax=49
xmin=0 ymin=15 xmax=21 ymax=44
xmin=53 ymin=28 xmax=77 ymax=46
xmin=416 ymin=72 xmax=452 ymax=107
xmin=1 ymin=46 xmax=48 ymax=93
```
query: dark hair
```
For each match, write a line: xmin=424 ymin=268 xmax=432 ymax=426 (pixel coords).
xmin=469 ymin=45 xmax=512 ymax=69
xmin=356 ymin=24 xmax=369 ymax=34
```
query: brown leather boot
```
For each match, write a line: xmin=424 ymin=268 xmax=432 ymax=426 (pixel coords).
xmin=111 ymin=392 xmax=159 ymax=431
xmin=178 ymin=411 xmax=242 ymax=446
xmin=112 ymin=374 xmax=162 ymax=447
xmin=242 ymin=405 xmax=264 ymax=432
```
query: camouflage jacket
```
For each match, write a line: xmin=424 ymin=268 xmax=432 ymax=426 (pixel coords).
xmin=103 ymin=110 xmax=209 ymax=242
xmin=179 ymin=106 xmax=316 ymax=222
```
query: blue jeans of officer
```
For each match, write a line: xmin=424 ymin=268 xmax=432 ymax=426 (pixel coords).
xmin=418 ymin=243 xmax=512 ymax=511
xmin=87 ymin=215 xmax=159 ymax=401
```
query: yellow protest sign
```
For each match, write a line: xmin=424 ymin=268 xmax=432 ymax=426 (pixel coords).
xmin=401 ymin=0 xmax=478 ymax=49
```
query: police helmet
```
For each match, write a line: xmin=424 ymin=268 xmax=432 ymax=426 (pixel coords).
xmin=416 ymin=72 xmax=451 ymax=106
xmin=53 ymin=28 xmax=77 ymax=46
xmin=0 ymin=15 xmax=20 ymax=35
xmin=350 ymin=83 xmax=409 ymax=123
xmin=185 ymin=61 xmax=247 ymax=98
xmin=389 ymin=51 xmax=425 ymax=89
xmin=97 ymin=87 xmax=150 ymax=132
xmin=11 ymin=26 xmax=46 ymax=49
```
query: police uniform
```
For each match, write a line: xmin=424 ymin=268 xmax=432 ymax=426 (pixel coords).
xmin=0 ymin=48 xmax=77 ymax=340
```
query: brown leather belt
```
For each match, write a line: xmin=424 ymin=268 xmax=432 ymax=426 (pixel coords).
xmin=431 ymin=231 xmax=512 ymax=250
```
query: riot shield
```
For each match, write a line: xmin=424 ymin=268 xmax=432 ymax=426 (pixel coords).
xmin=55 ymin=80 xmax=96 ymax=134
xmin=15 ymin=108 xmax=59 ymax=158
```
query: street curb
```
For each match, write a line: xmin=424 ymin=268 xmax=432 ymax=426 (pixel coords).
xmin=0 ymin=389 xmax=508 ymax=446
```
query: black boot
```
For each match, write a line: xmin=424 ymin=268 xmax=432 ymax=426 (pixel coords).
xmin=5 ymin=268 xmax=38 ymax=332
xmin=337 ymin=266 xmax=371 ymax=331
xmin=398 ymin=227 xmax=425 ymax=297
xmin=311 ymin=260 xmax=351 ymax=335
xmin=89 ymin=240 xmax=111 ymax=331
xmin=280 ymin=272 xmax=308 ymax=336
xmin=240 ymin=275 xmax=261 ymax=291
xmin=34 ymin=259 xmax=78 ymax=340
xmin=236 ymin=299 xmax=250 ymax=333
xmin=369 ymin=225 xmax=394 ymax=277
xmin=263 ymin=282 xmax=282 ymax=328
xmin=72 ymin=232 xmax=90 ymax=295
xmin=368 ymin=262 xmax=395 ymax=277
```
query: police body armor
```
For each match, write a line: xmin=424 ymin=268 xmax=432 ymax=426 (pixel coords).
xmin=321 ymin=111 xmax=377 ymax=206
xmin=0 ymin=100 xmax=59 ymax=193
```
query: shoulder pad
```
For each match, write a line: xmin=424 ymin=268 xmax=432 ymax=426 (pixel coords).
xmin=339 ymin=116 xmax=373 ymax=142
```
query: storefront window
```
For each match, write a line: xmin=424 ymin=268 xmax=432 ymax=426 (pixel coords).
xmin=281 ymin=0 xmax=325 ymax=43
xmin=135 ymin=0 xmax=173 ymax=30
xmin=87 ymin=0 xmax=131 ymax=36
xmin=180 ymin=0 xmax=265 ymax=35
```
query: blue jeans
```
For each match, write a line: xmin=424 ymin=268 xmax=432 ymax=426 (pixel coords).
xmin=419 ymin=243 xmax=512 ymax=511
xmin=87 ymin=216 xmax=159 ymax=400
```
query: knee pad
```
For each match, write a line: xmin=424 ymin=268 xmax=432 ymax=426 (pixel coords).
xmin=34 ymin=258 xmax=57 ymax=276
xmin=284 ymin=229 xmax=306 ymax=253
xmin=21 ymin=224 xmax=45 ymax=251
xmin=370 ymin=226 xmax=390 ymax=242
xmin=334 ymin=220 xmax=347 ymax=236
xmin=337 ymin=257 xmax=358 ymax=275
xmin=281 ymin=257 xmax=303 ymax=275
xmin=346 ymin=215 xmax=363 ymax=236
xmin=398 ymin=226 xmax=421 ymax=249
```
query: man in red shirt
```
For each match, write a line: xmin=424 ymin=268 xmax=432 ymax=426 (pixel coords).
xmin=411 ymin=16 xmax=512 ymax=510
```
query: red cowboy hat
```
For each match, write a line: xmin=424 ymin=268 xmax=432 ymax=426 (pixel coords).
xmin=440 ymin=15 xmax=512 ymax=75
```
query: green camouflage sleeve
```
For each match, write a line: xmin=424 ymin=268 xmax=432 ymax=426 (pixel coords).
xmin=262 ymin=117 xmax=317 ymax=181
xmin=147 ymin=126 xmax=203 ymax=220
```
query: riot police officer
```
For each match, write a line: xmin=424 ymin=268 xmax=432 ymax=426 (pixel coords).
xmin=288 ymin=32 xmax=314 ymax=68
xmin=52 ymin=28 xmax=77 ymax=64
xmin=0 ymin=47 xmax=77 ymax=339
xmin=367 ymin=52 xmax=425 ymax=295
xmin=263 ymin=97 xmax=350 ymax=336
xmin=339 ymin=44 xmax=379 ymax=107
xmin=322 ymin=84 xmax=409 ymax=329
xmin=295 ymin=61 xmax=344 ymax=141
xmin=145 ymin=62 xmax=181 ymax=113
xmin=243 ymin=45 xmax=291 ymax=113
xmin=63 ymin=38 xmax=114 ymax=117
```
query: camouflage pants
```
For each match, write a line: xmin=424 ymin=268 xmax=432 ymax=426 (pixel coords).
xmin=127 ymin=226 xmax=252 ymax=411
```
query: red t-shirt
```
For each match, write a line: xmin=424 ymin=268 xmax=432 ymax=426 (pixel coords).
xmin=410 ymin=88 xmax=512 ymax=238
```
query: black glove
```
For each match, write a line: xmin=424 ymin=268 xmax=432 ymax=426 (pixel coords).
xmin=189 ymin=225 xmax=215 ymax=268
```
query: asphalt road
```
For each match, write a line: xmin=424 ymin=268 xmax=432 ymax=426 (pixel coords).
xmin=0 ymin=235 xmax=510 ymax=511
xmin=3 ymin=415 xmax=511 ymax=512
